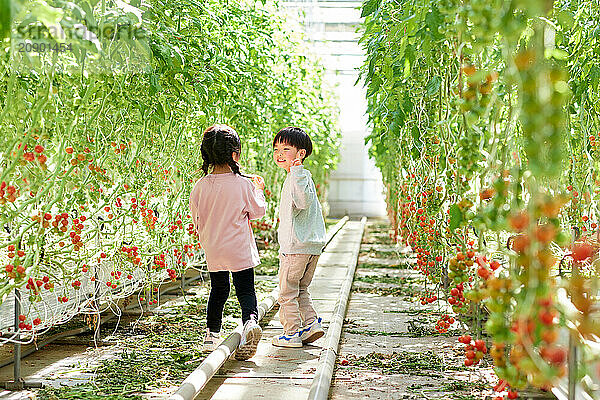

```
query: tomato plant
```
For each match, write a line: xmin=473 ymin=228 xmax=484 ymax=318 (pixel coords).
xmin=0 ymin=0 xmax=340 ymax=340
xmin=361 ymin=0 xmax=600 ymax=394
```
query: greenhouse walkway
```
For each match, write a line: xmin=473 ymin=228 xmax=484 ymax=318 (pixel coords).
xmin=193 ymin=219 xmax=365 ymax=400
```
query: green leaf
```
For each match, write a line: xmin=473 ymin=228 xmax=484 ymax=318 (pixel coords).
xmin=149 ymin=73 xmax=161 ymax=96
xmin=449 ymin=204 xmax=463 ymax=231
xmin=545 ymin=48 xmax=568 ymax=60
xmin=79 ymin=1 xmax=97 ymax=29
xmin=0 ymin=0 xmax=11 ymax=39
xmin=361 ymin=0 xmax=381 ymax=18
xmin=426 ymin=75 xmax=441 ymax=96
xmin=403 ymin=57 xmax=411 ymax=78
xmin=401 ymin=95 xmax=413 ymax=117
xmin=411 ymin=125 xmax=422 ymax=149
xmin=154 ymin=101 xmax=165 ymax=123
xmin=556 ymin=9 xmax=574 ymax=30
xmin=30 ymin=1 xmax=64 ymax=31
xmin=590 ymin=65 xmax=600 ymax=90
xmin=411 ymin=147 xmax=420 ymax=159
xmin=425 ymin=6 xmax=443 ymax=40
xmin=368 ymin=75 xmax=381 ymax=96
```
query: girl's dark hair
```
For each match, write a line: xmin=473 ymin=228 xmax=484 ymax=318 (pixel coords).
xmin=273 ymin=127 xmax=313 ymax=160
xmin=200 ymin=124 xmax=244 ymax=176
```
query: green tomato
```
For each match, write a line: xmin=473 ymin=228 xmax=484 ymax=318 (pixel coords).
xmin=479 ymin=94 xmax=490 ymax=107
xmin=465 ymin=111 xmax=480 ymax=126
xmin=554 ymin=230 xmax=571 ymax=247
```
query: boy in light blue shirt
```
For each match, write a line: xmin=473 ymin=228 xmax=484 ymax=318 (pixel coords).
xmin=271 ymin=127 xmax=327 ymax=347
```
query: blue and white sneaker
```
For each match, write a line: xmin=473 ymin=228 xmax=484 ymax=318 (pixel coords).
xmin=272 ymin=331 xmax=302 ymax=348
xmin=300 ymin=317 xmax=324 ymax=344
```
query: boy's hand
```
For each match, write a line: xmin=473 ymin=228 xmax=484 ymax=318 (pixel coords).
xmin=251 ymin=175 xmax=265 ymax=190
xmin=291 ymin=157 xmax=302 ymax=167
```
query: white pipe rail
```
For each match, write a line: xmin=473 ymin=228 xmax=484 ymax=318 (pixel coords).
xmin=168 ymin=289 xmax=279 ymax=400
xmin=308 ymin=216 xmax=366 ymax=400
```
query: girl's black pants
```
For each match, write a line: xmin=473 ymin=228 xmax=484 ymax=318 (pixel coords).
xmin=206 ymin=267 xmax=258 ymax=333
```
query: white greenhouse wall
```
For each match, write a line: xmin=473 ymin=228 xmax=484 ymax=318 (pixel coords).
xmin=283 ymin=0 xmax=387 ymax=217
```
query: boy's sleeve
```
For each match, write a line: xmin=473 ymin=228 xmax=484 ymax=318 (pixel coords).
xmin=244 ymin=181 xmax=267 ymax=220
xmin=289 ymin=165 xmax=312 ymax=210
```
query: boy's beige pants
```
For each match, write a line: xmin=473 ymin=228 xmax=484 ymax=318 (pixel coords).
xmin=278 ymin=253 xmax=319 ymax=334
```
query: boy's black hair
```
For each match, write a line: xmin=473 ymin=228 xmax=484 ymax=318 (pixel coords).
xmin=200 ymin=124 xmax=244 ymax=176
xmin=272 ymin=127 xmax=313 ymax=160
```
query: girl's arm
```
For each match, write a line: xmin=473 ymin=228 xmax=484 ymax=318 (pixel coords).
xmin=189 ymin=184 xmax=202 ymax=234
xmin=244 ymin=180 xmax=267 ymax=220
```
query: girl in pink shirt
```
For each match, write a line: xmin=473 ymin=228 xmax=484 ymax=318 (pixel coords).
xmin=189 ymin=124 xmax=266 ymax=360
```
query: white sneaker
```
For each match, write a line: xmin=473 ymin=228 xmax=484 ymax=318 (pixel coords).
xmin=272 ymin=332 xmax=302 ymax=348
xmin=203 ymin=329 xmax=222 ymax=351
xmin=235 ymin=317 xmax=262 ymax=360
xmin=300 ymin=317 xmax=324 ymax=344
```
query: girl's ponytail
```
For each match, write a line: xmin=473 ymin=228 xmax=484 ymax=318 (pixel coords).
xmin=227 ymin=159 xmax=242 ymax=176
xmin=200 ymin=145 xmax=211 ymax=176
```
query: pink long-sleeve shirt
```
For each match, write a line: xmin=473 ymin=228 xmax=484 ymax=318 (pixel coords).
xmin=189 ymin=172 xmax=266 ymax=272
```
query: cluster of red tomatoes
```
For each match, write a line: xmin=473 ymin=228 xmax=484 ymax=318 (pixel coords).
xmin=187 ymin=223 xmax=196 ymax=237
xmin=447 ymin=281 xmax=467 ymax=311
xmin=0 ymin=181 xmax=18 ymax=203
xmin=141 ymin=207 xmax=158 ymax=230
xmin=173 ymin=248 xmax=187 ymax=268
xmin=166 ymin=268 xmax=177 ymax=281
xmin=458 ymin=334 xmax=487 ymax=366
xmin=121 ymin=245 xmax=142 ymax=265
xmin=153 ymin=253 xmax=167 ymax=270
xmin=419 ymin=293 xmax=437 ymax=305
xmin=4 ymin=244 xmax=27 ymax=281
xmin=168 ymin=219 xmax=184 ymax=233
xmin=492 ymin=379 xmax=518 ymax=400
xmin=183 ymin=243 xmax=199 ymax=258
xmin=106 ymin=270 xmax=126 ymax=289
xmin=37 ymin=212 xmax=87 ymax=251
xmin=16 ymin=143 xmax=47 ymax=165
xmin=24 ymin=276 xmax=54 ymax=301
xmin=435 ymin=314 xmax=455 ymax=333
xmin=414 ymin=246 xmax=437 ymax=276
xmin=18 ymin=314 xmax=42 ymax=330
xmin=110 ymin=141 xmax=129 ymax=154
xmin=250 ymin=220 xmax=273 ymax=231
